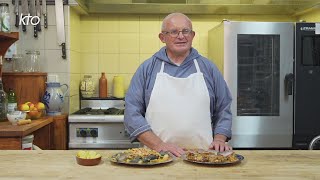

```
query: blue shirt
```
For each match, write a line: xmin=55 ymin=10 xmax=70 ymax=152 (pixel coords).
xmin=124 ymin=47 xmax=232 ymax=141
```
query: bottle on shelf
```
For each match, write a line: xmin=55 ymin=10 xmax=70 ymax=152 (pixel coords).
xmin=7 ymin=88 xmax=17 ymax=112
xmin=113 ymin=75 xmax=125 ymax=98
xmin=0 ymin=80 xmax=7 ymax=121
xmin=99 ymin=72 xmax=108 ymax=98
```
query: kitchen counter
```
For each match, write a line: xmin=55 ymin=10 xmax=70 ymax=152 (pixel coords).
xmin=0 ymin=150 xmax=319 ymax=179
xmin=0 ymin=117 xmax=53 ymax=150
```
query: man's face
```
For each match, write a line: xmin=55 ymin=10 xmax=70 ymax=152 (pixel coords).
xmin=159 ymin=15 xmax=195 ymax=56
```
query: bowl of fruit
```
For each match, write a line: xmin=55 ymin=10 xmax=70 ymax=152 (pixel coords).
xmin=18 ymin=102 xmax=46 ymax=120
xmin=76 ymin=150 xmax=102 ymax=166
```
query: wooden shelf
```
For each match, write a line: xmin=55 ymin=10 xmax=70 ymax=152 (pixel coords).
xmin=0 ymin=32 xmax=19 ymax=57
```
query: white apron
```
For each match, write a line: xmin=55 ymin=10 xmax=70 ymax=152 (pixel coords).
xmin=145 ymin=59 xmax=213 ymax=149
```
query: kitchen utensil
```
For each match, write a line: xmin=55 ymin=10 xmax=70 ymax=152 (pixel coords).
xmin=55 ymin=0 xmax=66 ymax=59
xmin=42 ymin=0 xmax=47 ymax=28
xmin=14 ymin=0 xmax=19 ymax=27
xmin=43 ymin=82 xmax=69 ymax=116
xmin=21 ymin=0 xmax=28 ymax=31
xmin=29 ymin=0 xmax=37 ymax=37
xmin=36 ymin=0 xmax=41 ymax=32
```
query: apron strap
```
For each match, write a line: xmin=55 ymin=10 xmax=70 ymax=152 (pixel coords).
xmin=193 ymin=59 xmax=201 ymax=73
xmin=160 ymin=61 xmax=165 ymax=73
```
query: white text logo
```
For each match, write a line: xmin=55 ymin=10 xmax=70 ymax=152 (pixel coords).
xmin=19 ymin=14 xmax=40 ymax=25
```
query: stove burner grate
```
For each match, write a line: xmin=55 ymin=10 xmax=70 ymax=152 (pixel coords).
xmin=74 ymin=108 xmax=124 ymax=115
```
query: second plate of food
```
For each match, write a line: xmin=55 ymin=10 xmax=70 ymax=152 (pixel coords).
xmin=182 ymin=149 xmax=244 ymax=165
xmin=110 ymin=148 xmax=174 ymax=166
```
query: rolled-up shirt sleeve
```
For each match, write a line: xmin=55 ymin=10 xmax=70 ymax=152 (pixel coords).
xmin=124 ymin=65 xmax=152 ymax=141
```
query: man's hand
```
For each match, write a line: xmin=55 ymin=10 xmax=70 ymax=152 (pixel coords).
xmin=137 ymin=131 xmax=185 ymax=157
xmin=209 ymin=139 xmax=232 ymax=152
xmin=208 ymin=134 xmax=232 ymax=152
xmin=153 ymin=142 xmax=185 ymax=157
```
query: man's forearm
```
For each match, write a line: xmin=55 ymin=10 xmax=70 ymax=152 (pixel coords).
xmin=137 ymin=130 xmax=163 ymax=149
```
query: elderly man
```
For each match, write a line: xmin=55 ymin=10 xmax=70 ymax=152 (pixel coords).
xmin=124 ymin=13 xmax=232 ymax=156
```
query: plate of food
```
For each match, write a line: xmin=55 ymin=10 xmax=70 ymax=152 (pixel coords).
xmin=110 ymin=148 xmax=174 ymax=166
xmin=182 ymin=149 xmax=244 ymax=165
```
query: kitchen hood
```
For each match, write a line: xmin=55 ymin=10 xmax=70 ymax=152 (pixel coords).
xmin=70 ymin=0 xmax=320 ymax=15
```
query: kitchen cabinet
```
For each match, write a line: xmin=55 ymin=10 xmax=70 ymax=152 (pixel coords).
xmin=52 ymin=114 xmax=68 ymax=150
xmin=2 ymin=72 xmax=47 ymax=105
xmin=0 ymin=150 xmax=319 ymax=179
xmin=0 ymin=117 xmax=53 ymax=150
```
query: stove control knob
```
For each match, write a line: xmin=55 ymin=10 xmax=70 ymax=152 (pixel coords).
xmin=79 ymin=129 xmax=87 ymax=137
xmin=90 ymin=129 xmax=98 ymax=137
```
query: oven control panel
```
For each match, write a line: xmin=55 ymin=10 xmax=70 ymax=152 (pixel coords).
xmin=76 ymin=128 xmax=98 ymax=137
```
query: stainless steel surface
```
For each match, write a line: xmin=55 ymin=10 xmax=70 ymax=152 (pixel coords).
xmin=73 ymin=0 xmax=320 ymax=15
xmin=209 ymin=21 xmax=294 ymax=148
xmin=14 ymin=0 xmax=19 ymax=27
xmin=21 ymin=0 xmax=29 ymax=14
xmin=69 ymin=115 xmax=124 ymax=123
xmin=36 ymin=0 xmax=41 ymax=31
xmin=55 ymin=0 xmax=65 ymax=44
xmin=29 ymin=0 xmax=37 ymax=37
xmin=69 ymin=99 xmax=139 ymax=149
xmin=69 ymin=122 xmax=140 ymax=149
xmin=55 ymin=0 xmax=66 ymax=59
xmin=42 ymin=0 xmax=47 ymax=14
xmin=69 ymin=141 xmax=140 ymax=149
xmin=21 ymin=0 xmax=28 ymax=31
xmin=29 ymin=0 xmax=36 ymax=17
xmin=42 ymin=0 xmax=47 ymax=28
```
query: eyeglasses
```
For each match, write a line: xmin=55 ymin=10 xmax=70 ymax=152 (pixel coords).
xmin=162 ymin=29 xmax=193 ymax=38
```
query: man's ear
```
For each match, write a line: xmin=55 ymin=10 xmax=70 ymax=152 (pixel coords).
xmin=159 ymin=33 xmax=166 ymax=43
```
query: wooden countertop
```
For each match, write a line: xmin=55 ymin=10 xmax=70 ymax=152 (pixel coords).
xmin=0 ymin=150 xmax=319 ymax=179
xmin=0 ymin=117 xmax=53 ymax=137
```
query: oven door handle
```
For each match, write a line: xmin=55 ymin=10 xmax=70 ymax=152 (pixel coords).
xmin=285 ymin=73 xmax=294 ymax=95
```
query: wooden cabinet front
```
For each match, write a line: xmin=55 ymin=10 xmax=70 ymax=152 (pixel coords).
xmin=2 ymin=72 xmax=47 ymax=105
xmin=0 ymin=117 xmax=53 ymax=150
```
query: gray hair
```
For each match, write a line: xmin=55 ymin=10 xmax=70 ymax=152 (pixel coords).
xmin=161 ymin=13 xmax=192 ymax=31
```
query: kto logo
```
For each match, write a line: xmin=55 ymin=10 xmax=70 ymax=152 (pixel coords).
xmin=19 ymin=13 xmax=40 ymax=25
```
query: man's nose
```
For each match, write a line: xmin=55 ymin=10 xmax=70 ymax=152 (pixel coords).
xmin=177 ymin=31 xmax=185 ymax=38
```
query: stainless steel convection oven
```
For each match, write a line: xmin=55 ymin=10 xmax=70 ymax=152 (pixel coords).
xmin=209 ymin=21 xmax=294 ymax=148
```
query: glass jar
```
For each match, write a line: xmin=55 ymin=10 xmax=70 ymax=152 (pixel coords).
xmin=25 ymin=50 xmax=40 ymax=72
xmin=80 ymin=75 xmax=95 ymax=98
xmin=0 ymin=3 xmax=10 ymax=32
xmin=12 ymin=54 xmax=25 ymax=72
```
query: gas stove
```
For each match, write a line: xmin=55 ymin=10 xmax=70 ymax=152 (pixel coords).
xmin=68 ymin=99 xmax=140 ymax=149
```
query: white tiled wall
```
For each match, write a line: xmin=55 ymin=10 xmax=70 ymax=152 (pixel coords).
xmin=2 ymin=1 xmax=71 ymax=114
